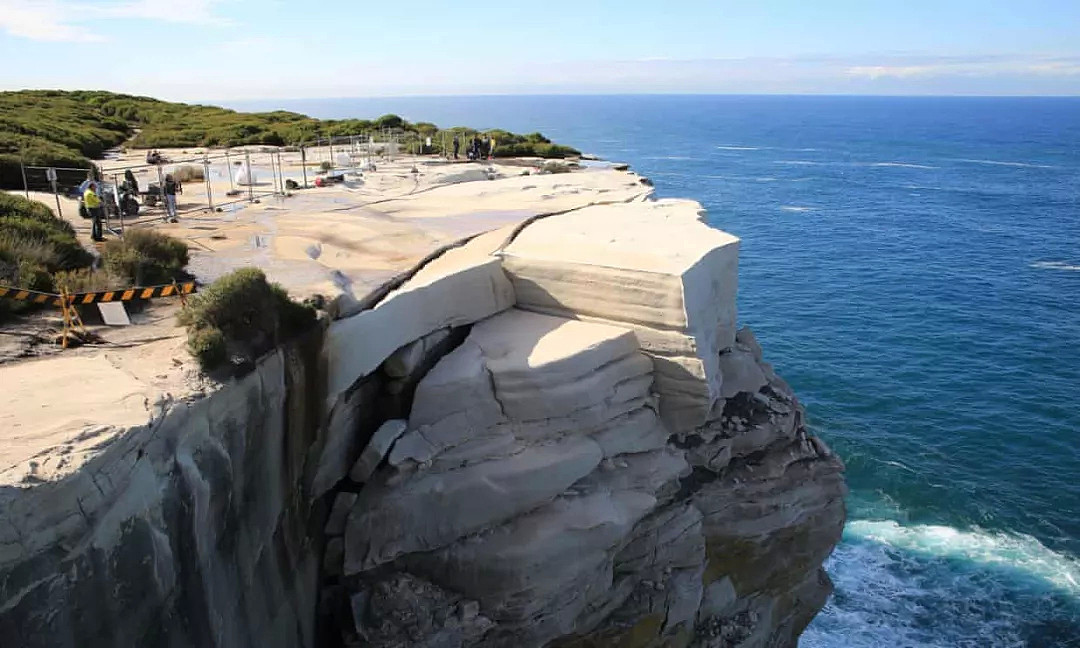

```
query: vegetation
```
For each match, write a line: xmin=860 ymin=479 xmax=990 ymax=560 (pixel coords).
xmin=0 ymin=192 xmax=197 ymax=322
xmin=171 ymin=164 xmax=204 ymax=182
xmin=53 ymin=268 xmax=122 ymax=293
xmin=103 ymin=228 xmax=189 ymax=285
xmin=177 ymin=268 xmax=315 ymax=373
xmin=0 ymin=193 xmax=93 ymax=313
xmin=0 ymin=90 xmax=581 ymax=189
xmin=540 ymin=161 xmax=574 ymax=174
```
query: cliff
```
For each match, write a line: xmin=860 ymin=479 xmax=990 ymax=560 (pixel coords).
xmin=0 ymin=193 xmax=845 ymax=647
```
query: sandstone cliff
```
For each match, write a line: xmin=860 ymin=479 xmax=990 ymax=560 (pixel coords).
xmin=0 ymin=198 xmax=845 ymax=647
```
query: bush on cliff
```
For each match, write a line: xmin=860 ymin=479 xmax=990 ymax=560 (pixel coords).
xmin=178 ymin=268 xmax=315 ymax=374
xmin=0 ymin=194 xmax=94 ymax=315
xmin=103 ymin=229 xmax=189 ymax=285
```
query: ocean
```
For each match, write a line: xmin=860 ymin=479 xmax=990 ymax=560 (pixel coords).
xmin=227 ymin=94 xmax=1080 ymax=647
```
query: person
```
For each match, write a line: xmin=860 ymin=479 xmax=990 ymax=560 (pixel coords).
xmin=452 ymin=135 xmax=460 ymax=160
xmin=488 ymin=136 xmax=497 ymax=160
xmin=163 ymin=173 xmax=178 ymax=222
xmin=124 ymin=169 xmax=139 ymax=194
xmin=84 ymin=182 xmax=104 ymax=242
xmin=471 ymin=134 xmax=482 ymax=161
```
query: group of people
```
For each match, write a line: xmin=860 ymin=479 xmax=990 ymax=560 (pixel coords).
xmin=82 ymin=170 xmax=180 ymax=242
xmin=451 ymin=134 xmax=497 ymax=161
xmin=145 ymin=149 xmax=169 ymax=165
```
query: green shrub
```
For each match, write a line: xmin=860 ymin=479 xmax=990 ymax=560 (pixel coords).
xmin=177 ymin=268 xmax=315 ymax=373
xmin=171 ymin=164 xmax=204 ymax=182
xmin=53 ymin=268 xmax=122 ymax=293
xmin=319 ymin=161 xmax=333 ymax=172
xmin=103 ymin=228 xmax=189 ymax=285
xmin=0 ymin=194 xmax=93 ymax=316
xmin=0 ymin=192 xmax=92 ymax=314
xmin=540 ymin=161 xmax=573 ymax=174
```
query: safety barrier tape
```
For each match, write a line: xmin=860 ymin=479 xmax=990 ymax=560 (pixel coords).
xmin=0 ymin=282 xmax=196 ymax=306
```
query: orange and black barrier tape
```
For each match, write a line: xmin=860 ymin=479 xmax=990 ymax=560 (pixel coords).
xmin=0 ymin=282 xmax=196 ymax=306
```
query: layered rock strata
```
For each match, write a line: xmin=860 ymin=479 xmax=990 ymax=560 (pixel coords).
xmin=0 ymin=198 xmax=845 ymax=648
xmin=327 ymin=201 xmax=845 ymax=647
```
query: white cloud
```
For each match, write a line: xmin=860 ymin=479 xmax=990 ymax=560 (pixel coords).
xmin=0 ymin=0 xmax=224 ymax=42
xmin=96 ymin=0 xmax=224 ymax=24
xmin=0 ymin=0 xmax=105 ymax=42
xmin=847 ymin=56 xmax=1080 ymax=80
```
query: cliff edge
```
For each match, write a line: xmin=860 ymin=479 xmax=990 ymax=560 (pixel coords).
xmin=0 ymin=190 xmax=845 ymax=647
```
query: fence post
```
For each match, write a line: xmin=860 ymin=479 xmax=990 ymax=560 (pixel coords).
xmin=272 ymin=150 xmax=280 ymax=195
xmin=301 ymin=144 xmax=308 ymax=188
xmin=203 ymin=155 xmax=214 ymax=212
xmin=20 ymin=158 xmax=29 ymax=199
xmin=225 ymin=149 xmax=235 ymax=192
xmin=244 ymin=149 xmax=254 ymax=202
xmin=328 ymin=137 xmax=334 ymax=170
xmin=48 ymin=168 xmax=63 ymax=218
xmin=117 ymin=171 xmax=124 ymax=238
xmin=277 ymin=151 xmax=285 ymax=195
xmin=156 ymin=165 xmax=166 ymax=222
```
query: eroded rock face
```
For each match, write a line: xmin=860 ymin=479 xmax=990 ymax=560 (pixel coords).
xmin=0 ymin=339 xmax=326 ymax=648
xmin=331 ymin=313 xmax=845 ymax=648
xmin=0 ymin=199 xmax=845 ymax=648
xmin=323 ymin=204 xmax=844 ymax=648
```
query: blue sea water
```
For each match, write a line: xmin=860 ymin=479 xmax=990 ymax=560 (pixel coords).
xmin=228 ymin=95 xmax=1080 ymax=646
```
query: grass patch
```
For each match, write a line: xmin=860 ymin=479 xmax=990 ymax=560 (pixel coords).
xmin=103 ymin=228 xmax=189 ymax=285
xmin=177 ymin=268 xmax=315 ymax=373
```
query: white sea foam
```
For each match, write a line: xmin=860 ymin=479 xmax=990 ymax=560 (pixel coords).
xmin=954 ymin=158 xmax=1056 ymax=169
xmin=644 ymin=155 xmax=698 ymax=161
xmin=780 ymin=205 xmax=814 ymax=212
xmin=848 ymin=520 xmax=1080 ymax=593
xmin=1031 ymin=260 xmax=1080 ymax=272
xmin=802 ymin=520 xmax=1080 ymax=648
xmin=716 ymin=145 xmax=762 ymax=151
xmin=775 ymin=160 xmax=824 ymax=166
xmin=869 ymin=162 xmax=939 ymax=170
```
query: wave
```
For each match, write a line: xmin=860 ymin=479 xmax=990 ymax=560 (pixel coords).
xmin=780 ymin=205 xmax=815 ymax=212
xmin=775 ymin=160 xmax=825 ymax=166
xmin=868 ymin=162 xmax=939 ymax=170
xmin=954 ymin=158 xmax=1056 ymax=169
xmin=716 ymin=145 xmax=762 ymax=151
xmin=643 ymin=155 xmax=699 ymax=161
xmin=702 ymin=174 xmax=779 ymax=182
xmin=802 ymin=520 xmax=1080 ymax=648
xmin=1031 ymin=260 xmax=1080 ymax=272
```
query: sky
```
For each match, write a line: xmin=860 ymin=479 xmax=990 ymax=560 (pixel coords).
xmin=1 ymin=0 xmax=1079 ymax=100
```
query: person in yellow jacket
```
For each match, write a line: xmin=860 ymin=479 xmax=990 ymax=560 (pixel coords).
xmin=83 ymin=182 xmax=104 ymax=242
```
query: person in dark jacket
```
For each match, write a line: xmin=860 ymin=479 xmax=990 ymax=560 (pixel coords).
xmin=123 ymin=169 xmax=139 ymax=194
xmin=452 ymin=135 xmax=460 ymax=160
xmin=163 ymin=174 xmax=178 ymax=222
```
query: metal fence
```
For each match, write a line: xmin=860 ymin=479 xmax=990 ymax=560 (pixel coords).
xmin=14 ymin=128 xmax=472 ymax=238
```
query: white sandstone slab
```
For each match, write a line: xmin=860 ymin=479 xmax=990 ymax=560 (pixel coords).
xmin=502 ymin=199 xmax=740 ymax=432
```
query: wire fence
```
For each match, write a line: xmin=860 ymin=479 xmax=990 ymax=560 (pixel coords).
xmin=15 ymin=128 xmax=477 ymax=238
